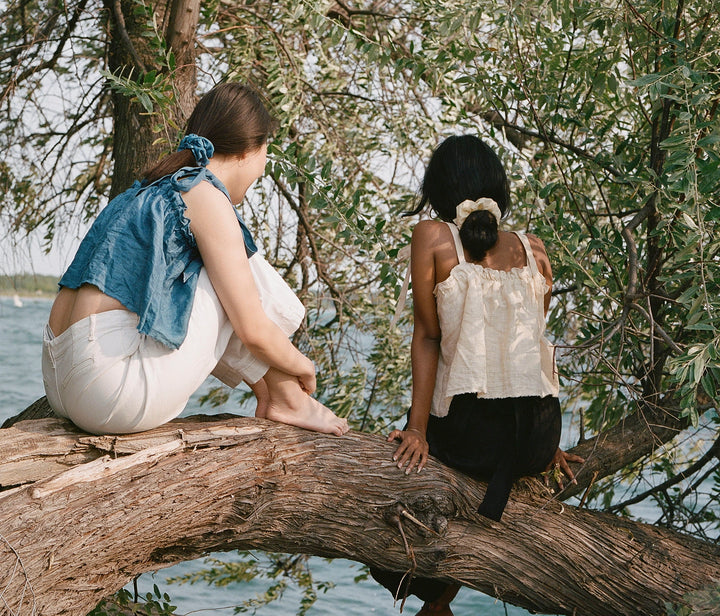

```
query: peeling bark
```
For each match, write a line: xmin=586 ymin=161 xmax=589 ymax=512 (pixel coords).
xmin=1 ymin=399 xmax=718 ymax=616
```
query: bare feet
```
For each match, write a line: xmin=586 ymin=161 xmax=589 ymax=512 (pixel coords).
xmin=266 ymin=394 xmax=349 ymax=436
xmin=262 ymin=368 xmax=349 ymax=436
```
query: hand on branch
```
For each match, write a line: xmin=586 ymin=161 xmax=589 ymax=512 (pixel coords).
xmin=544 ymin=447 xmax=585 ymax=491
xmin=387 ymin=428 xmax=429 ymax=475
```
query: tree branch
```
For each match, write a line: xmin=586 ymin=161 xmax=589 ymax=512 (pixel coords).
xmin=481 ymin=113 xmax=628 ymax=180
xmin=271 ymin=173 xmax=347 ymax=307
xmin=558 ymin=395 xmax=691 ymax=499
xmin=1 ymin=0 xmax=90 ymax=103
xmin=608 ymin=435 xmax=720 ymax=512
xmin=1 ymin=400 xmax=718 ymax=616
xmin=112 ymin=0 xmax=146 ymax=73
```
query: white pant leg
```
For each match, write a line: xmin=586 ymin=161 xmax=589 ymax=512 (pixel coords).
xmin=211 ymin=254 xmax=305 ymax=388
xmin=42 ymin=268 xmax=262 ymax=434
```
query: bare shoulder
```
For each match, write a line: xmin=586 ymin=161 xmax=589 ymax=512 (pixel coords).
xmin=182 ymin=179 xmax=235 ymax=229
xmin=525 ymin=232 xmax=547 ymax=251
xmin=412 ymin=219 xmax=452 ymax=246
xmin=525 ymin=233 xmax=550 ymax=258
xmin=525 ymin=233 xmax=552 ymax=277
xmin=182 ymin=178 xmax=229 ymax=209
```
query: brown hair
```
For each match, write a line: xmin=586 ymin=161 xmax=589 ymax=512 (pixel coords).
xmin=143 ymin=82 xmax=277 ymax=183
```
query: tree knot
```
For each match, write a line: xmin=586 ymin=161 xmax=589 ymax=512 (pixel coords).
xmin=382 ymin=495 xmax=455 ymax=537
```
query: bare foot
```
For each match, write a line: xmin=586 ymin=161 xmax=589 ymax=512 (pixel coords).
xmin=247 ymin=377 xmax=270 ymax=418
xmin=262 ymin=367 xmax=349 ymax=436
xmin=266 ymin=395 xmax=349 ymax=436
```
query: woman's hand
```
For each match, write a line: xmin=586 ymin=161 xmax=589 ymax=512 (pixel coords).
xmin=544 ymin=447 xmax=585 ymax=490
xmin=296 ymin=356 xmax=316 ymax=395
xmin=387 ymin=428 xmax=429 ymax=474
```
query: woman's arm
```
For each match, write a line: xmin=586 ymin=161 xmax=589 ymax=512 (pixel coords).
xmin=527 ymin=233 xmax=553 ymax=315
xmin=527 ymin=235 xmax=586 ymax=483
xmin=388 ymin=221 xmax=442 ymax=473
xmin=183 ymin=182 xmax=316 ymax=392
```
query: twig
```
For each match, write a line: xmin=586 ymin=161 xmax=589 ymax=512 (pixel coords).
xmin=578 ymin=471 xmax=598 ymax=509
xmin=395 ymin=516 xmax=416 ymax=613
xmin=629 ymin=302 xmax=683 ymax=354
xmin=400 ymin=509 xmax=441 ymax=537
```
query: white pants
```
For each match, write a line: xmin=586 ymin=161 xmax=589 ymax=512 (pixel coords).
xmin=42 ymin=258 xmax=304 ymax=434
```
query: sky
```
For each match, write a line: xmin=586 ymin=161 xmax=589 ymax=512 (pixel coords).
xmin=2 ymin=226 xmax=81 ymax=278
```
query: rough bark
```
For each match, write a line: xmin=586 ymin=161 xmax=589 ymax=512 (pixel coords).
xmin=104 ymin=0 xmax=200 ymax=198
xmin=1 ymin=399 xmax=718 ymax=616
xmin=558 ymin=395 xmax=690 ymax=499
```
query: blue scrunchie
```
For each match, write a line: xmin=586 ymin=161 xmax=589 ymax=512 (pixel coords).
xmin=177 ymin=134 xmax=214 ymax=167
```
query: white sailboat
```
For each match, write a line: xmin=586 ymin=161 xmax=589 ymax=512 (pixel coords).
xmin=12 ymin=293 xmax=23 ymax=307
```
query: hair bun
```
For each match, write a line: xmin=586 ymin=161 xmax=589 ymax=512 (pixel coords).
xmin=459 ymin=210 xmax=499 ymax=261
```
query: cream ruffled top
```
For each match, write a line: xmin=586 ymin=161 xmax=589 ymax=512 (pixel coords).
xmin=431 ymin=223 xmax=559 ymax=417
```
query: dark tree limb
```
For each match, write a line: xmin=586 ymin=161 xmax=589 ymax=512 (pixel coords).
xmin=559 ymin=396 xmax=691 ymax=500
xmin=608 ymin=436 xmax=720 ymax=513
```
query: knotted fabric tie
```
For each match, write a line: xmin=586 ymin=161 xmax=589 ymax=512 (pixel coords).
xmin=178 ymin=134 xmax=214 ymax=167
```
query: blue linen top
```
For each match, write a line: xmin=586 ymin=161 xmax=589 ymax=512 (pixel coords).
xmin=59 ymin=166 xmax=257 ymax=349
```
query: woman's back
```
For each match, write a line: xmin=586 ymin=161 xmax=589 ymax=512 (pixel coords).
xmin=429 ymin=221 xmax=559 ymax=415
xmin=427 ymin=222 xmax=549 ymax=287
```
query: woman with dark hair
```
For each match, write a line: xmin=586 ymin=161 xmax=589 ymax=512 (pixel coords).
xmin=42 ymin=82 xmax=348 ymax=437
xmin=372 ymin=135 xmax=582 ymax=615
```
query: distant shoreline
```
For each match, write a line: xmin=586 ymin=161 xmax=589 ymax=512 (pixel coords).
xmin=0 ymin=274 xmax=58 ymax=298
xmin=0 ymin=291 xmax=55 ymax=300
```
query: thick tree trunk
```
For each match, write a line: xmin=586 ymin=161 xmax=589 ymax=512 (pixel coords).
xmin=1 ymin=399 xmax=718 ymax=616
xmin=104 ymin=0 xmax=200 ymax=198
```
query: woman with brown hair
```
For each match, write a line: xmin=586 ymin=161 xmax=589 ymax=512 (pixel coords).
xmin=42 ymin=82 xmax=348 ymax=437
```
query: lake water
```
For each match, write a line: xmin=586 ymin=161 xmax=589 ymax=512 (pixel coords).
xmin=0 ymin=295 xmax=553 ymax=615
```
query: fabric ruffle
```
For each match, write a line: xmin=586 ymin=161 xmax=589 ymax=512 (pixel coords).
xmin=59 ymin=166 xmax=256 ymax=350
xmin=435 ymin=262 xmax=548 ymax=298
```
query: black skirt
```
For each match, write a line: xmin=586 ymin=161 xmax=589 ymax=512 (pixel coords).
xmin=370 ymin=394 xmax=561 ymax=603
xmin=427 ymin=393 xmax=561 ymax=521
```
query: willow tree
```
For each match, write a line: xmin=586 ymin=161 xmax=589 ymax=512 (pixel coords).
xmin=0 ymin=0 xmax=718 ymax=613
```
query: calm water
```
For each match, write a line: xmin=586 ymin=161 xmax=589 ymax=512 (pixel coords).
xmin=0 ymin=295 xmax=542 ymax=615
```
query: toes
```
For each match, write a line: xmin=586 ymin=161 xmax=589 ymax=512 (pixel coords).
xmin=332 ymin=418 xmax=349 ymax=436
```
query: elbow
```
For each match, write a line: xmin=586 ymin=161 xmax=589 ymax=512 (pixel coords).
xmin=413 ymin=326 xmax=441 ymax=344
xmin=240 ymin=334 xmax=266 ymax=356
xmin=233 ymin=317 xmax=275 ymax=353
xmin=413 ymin=330 xmax=441 ymax=350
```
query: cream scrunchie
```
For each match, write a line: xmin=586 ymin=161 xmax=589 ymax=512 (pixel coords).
xmin=453 ymin=198 xmax=502 ymax=227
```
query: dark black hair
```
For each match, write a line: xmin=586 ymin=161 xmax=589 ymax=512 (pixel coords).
xmin=407 ymin=135 xmax=510 ymax=261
